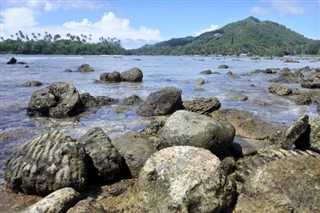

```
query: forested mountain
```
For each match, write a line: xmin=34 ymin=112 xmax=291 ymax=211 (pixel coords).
xmin=129 ymin=17 xmax=320 ymax=56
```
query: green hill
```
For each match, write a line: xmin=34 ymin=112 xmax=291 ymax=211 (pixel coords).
xmin=129 ymin=16 xmax=320 ymax=56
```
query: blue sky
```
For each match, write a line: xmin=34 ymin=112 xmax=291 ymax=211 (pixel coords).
xmin=1 ymin=0 xmax=319 ymax=49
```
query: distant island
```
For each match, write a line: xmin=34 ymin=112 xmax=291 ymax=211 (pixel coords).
xmin=1 ymin=17 xmax=319 ymax=56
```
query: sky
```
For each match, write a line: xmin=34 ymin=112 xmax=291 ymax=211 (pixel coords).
xmin=1 ymin=0 xmax=319 ymax=49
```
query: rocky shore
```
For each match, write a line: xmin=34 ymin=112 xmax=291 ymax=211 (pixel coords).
xmin=1 ymin=61 xmax=320 ymax=212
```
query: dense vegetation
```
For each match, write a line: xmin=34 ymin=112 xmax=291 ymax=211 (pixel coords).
xmin=0 ymin=31 xmax=125 ymax=55
xmin=129 ymin=17 xmax=320 ymax=56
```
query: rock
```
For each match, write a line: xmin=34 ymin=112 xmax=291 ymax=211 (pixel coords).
xmin=67 ymin=199 xmax=106 ymax=213
xmin=27 ymin=82 xmax=84 ymax=118
xmin=309 ymin=115 xmax=320 ymax=153
xmin=270 ymin=68 xmax=302 ymax=83
xmin=138 ymin=146 xmax=236 ymax=213
xmin=211 ymin=109 xmax=282 ymax=140
xmin=140 ymin=117 xmax=167 ymax=136
xmin=137 ymin=87 xmax=183 ymax=116
xmin=77 ymin=64 xmax=94 ymax=72
xmin=120 ymin=94 xmax=142 ymax=105
xmin=64 ymin=68 xmax=73 ymax=72
xmin=200 ymin=69 xmax=212 ymax=74
xmin=120 ymin=67 xmax=143 ymax=82
xmin=195 ymin=77 xmax=205 ymax=84
xmin=301 ymin=80 xmax=320 ymax=89
xmin=23 ymin=81 xmax=42 ymax=87
xmin=100 ymin=71 xmax=121 ymax=83
xmin=80 ymin=93 xmax=115 ymax=108
xmin=219 ymin=64 xmax=229 ymax=69
xmin=291 ymin=94 xmax=312 ymax=105
xmin=235 ymin=154 xmax=320 ymax=212
xmin=7 ymin=57 xmax=17 ymax=64
xmin=264 ymin=68 xmax=277 ymax=74
xmin=230 ymin=137 xmax=258 ymax=157
xmin=269 ymin=83 xmax=292 ymax=96
xmin=231 ymin=95 xmax=248 ymax=101
xmin=183 ymin=97 xmax=221 ymax=114
xmin=284 ymin=57 xmax=299 ymax=63
xmin=21 ymin=187 xmax=81 ymax=213
xmin=159 ymin=110 xmax=235 ymax=153
xmin=78 ymin=128 xmax=123 ymax=183
xmin=5 ymin=131 xmax=87 ymax=195
xmin=112 ymin=131 xmax=157 ymax=177
xmin=280 ymin=114 xmax=309 ymax=150
xmin=0 ymin=190 xmax=41 ymax=212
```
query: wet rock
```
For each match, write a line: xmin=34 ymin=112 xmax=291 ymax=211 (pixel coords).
xmin=309 ymin=115 xmax=320 ymax=153
xmin=67 ymin=199 xmax=106 ymax=213
xmin=100 ymin=71 xmax=121 ymax=83
xmin=271 ymin=68 xmax=302 ymax=83
xmin=120 ymin=94 xmax=142 ymax=105
xmin=301 ymin=79 xmax=320 ymax=89
xmin=77 ymin=64 xmax=94 ymax=72
xmin=159 ymin=110 xmax=235 ymax=153
xmin=235 ymin=154 xmax=320 ymax=212
xmin=231 ymin=95 xmax=248 ymax=101
xmin=269 ymin=83 xmax=292 ymax=96
xmin=230 ymin=137 xmax=258 ymax=157
xmin=0 ymin=189 xmax=41 ymax=212
xmin=284 ymin=57 xmax=299 ymax=63
xmin=291 ymin=94 xmax=312 ymax=105
xmin=27 ymin=82 xmax=84 ymax=118
xmin=137 ymin=87 xmax=183 ymax=116
xmin=23 ymin=81 xmax=42 ymax=87
xmin=80 ymin=93 xmax=115 ymax=108
xmin=79 ymin=128 xmax=123 ymax=183
xmin=219 ymin=64 xmax=229 ymax=69
xmin=280 ymin=114 xmax=310 ymax=150
xmin=7 ymin=57 xmax=17 ymax=64
xmin=264 ymin=68 xmax=277 ymax=74
xmin=120 ymin=67 xmax=143 ymax=82
xmin=64 ymin=68 xmax=73 ymax=72
xmin=20 ymin=187 xmax=81 ymax=213
xmin=200 ymin=69 xmax=212 ymax=74
xmin=112 ymin=131 xmax=157 ymax=177
xmin=211 ymin=109 xmax=282 ymax=140
xmin=139 ymin=117 xmax=167 ymax=136
xmin=183 ymin=97 xmax=221 ymax=114
xmin=138 ymin=146 xmax=236 ymax=213
xmin=195 ymin=77 xmax=205 ymax=84
xmin=5 ymin=131 xmax=87 ymax=195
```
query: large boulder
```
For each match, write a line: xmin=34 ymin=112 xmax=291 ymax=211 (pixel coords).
xmin=309 ymin=115 xmax=320 ymax=153
xmin=77 ymin=64 xmax=94 ymax=72
xmin=235 ymin=154 xmax=320 ymax=212
xmin=159 ymin=110 xmax=235 ymax=153
xmin=20 ymin=187 xmax=81 ymax=213
xmin=78 ymin=128 xmax=124 ymax=183
xmin=137 ymin=87 xmax=184 ymax=116
xmin=27 ymin=82 xmax=84 ymax=118
xmin=183 ymin=97 xmax=221 ymax=114
xmin=100 ymin=71 xmax=121 ymax=83
xmin=7 ymin=57 xmax=17 ymax=64
xmin=138 ymin=146 xmax=236 ymax=212
xmin=5 ymin=131 xmax=87 ymax=196
xmin=120 ymin=67 xmax=143 ymax=82
xmin=112 ymin=131 xmax=157 ymax=177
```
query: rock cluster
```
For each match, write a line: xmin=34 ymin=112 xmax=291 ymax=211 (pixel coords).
xmin=100 ymin=67 xmax=143 ymax=83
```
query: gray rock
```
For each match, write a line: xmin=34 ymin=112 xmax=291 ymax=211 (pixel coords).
xmin=301 ymin=80 xmax=320 ymax=89
xmin=231 ymin=95 xmax=248 ymax=101
xmin=5 ymin=131 xmax=87 ymax=195
xmin=79 ymin=128 xmax=123 ymax=183
xmin=270 ymin=68 xmax=302 ymax=83
xmin=64 ymin=68 xmax=73 ymax=72
xmin=195 ymin=78 xmax=205 ymax=84
xmin=67 ymin=199 xmax=106 ymax=213
xmin=183 ymin=97 xmax=221 ymax=114
xmin=235 ymin=154 xmax=320 ymax=212
xmin=23 ymin=81 xmax=42 ymax=87
xmin=230 ymin=137 xmax=258 ymax=157
xmin=200 ymin=69 xmax=212 ymax=74
xmin=27 ymin=82 xmax=84 ymax=118
xmin=120 ymin=67 xmax=143 ymax=82
xmin=269 ymin=83 xmax=292 ymax=96
xmin=112 ymin=131 xmax=157 ymax=177
xmin=77 ymin=64 xmax=94 ymax=72
xmin=309 ymin=115 xmax=320 ymax=153
xmin=120 ymin=94 xmax=142 ymax=105
xmin=219 ymin=64 xmax=229 ymax=69
xmin=280 ymin=114 xmax=309 ymax=150
xmin=138 ymin=146 xmax=236 ymax=213
xmin=137 ymin=87 xmax=183 ymax=116
xmin=159 ymin=110 xmax=235 ymax=153
xmin=21 ymin=187 xmax=81 ymax=213
xmin=139 ymin=117 xmax=167 ymax=136
xmin=80 ymin=93 xmax=115 ymax=108
xmin=100 ymin=71 xmax=121 ymax=82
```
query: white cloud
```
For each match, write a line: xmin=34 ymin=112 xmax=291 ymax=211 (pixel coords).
xmin=251 ymin=6 xmax=269 ymax=15
xmin=195 ymin=24 xmax=219 ymax=36
xmin=271 ymin=0 xmax=305 ymax=16
xmin=1 ymin=7 xmax=38 ymax=29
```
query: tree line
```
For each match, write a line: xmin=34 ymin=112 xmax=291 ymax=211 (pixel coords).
xmin=0 ymin=31 xmax=125 ymax=55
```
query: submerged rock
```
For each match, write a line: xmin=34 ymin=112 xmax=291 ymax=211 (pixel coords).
xmin=219 ymin=64 xmax=229 ymax=69
xmin=5 ymin=131 xmax=87 ymax=196
xmin=269 ymin=83 xmax=292 ymax=96
xmin=100 ymin=71 xmax=121 ymax=83
xmin=301 ymin=80 xmax=320 ymax=89
xmin=77 ymin=64 xmax=94 ymax=72
xmin=23 ymin=80 xmax=43 ymax=87
xmin=27 ymin=82 xmax=84 ymax=118
xmin=137 ymin=87 xmax=183 ymax=116
xmin=120 ymin=94 xmax=142 ymax=105
xmin=159 ymin=110 xmax=235 ymax=153
xmin=200 ymin=69 xmax=212 ymax=74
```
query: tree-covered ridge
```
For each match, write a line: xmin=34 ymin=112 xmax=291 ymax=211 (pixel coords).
xmin=0 ymin=31 xmax=125 ymax=55
xmin=129 ymin=17 xmax=320 ymax=56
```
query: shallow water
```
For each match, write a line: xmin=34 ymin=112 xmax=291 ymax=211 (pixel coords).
xmin=0 ymin=55 xmax=319 ymax=184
